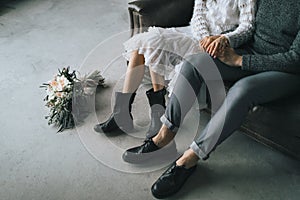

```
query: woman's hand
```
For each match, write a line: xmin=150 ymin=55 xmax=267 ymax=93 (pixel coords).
xmin=199 ymin=35 xmax=220 ymax=51
xmin=206 ymin=36 xmax=229 ymax=58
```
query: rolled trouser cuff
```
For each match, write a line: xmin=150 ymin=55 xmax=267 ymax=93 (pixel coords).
xmin=190 ymin=141 xmax=209 ymax=160
xmin=160 ymin=115 xmax=179 ymax=133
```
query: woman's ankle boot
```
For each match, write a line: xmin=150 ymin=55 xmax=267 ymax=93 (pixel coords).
xmin=145 ymin=88 xmax=166 ymax=138
xmin=94 ymin=92 xmax=136 ymax=133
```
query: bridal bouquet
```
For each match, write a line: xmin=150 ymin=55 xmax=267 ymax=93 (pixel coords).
xmin=41 ymin=67 xmax=105 ymax=132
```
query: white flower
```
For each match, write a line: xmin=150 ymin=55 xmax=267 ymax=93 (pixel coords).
xmin=55 ymin=91 xmax=66 ymax=98
xmin=47 ymin=89 xmax=56 ymax=101
xmin=56 ymin=75 xmax=70 ymax=91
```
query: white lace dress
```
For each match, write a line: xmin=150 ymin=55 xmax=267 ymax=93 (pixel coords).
xmin=123 ymin=0 xmax=256 ymax=92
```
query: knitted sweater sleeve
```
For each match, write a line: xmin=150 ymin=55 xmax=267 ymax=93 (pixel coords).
xmin=242 ymin=30 xmax=300 ymax=74
xmin=190 ymin=0 xmax=210 ymax=41
xmin=223 ymin=0 xmax=256 ymax=48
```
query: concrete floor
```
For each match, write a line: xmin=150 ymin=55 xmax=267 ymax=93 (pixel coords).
xmin=0 ymin=0 xmax=299 ymax=200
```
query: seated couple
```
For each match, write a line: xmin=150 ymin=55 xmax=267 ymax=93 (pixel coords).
xmin=94 ymin=0 xmax=300 ymax=198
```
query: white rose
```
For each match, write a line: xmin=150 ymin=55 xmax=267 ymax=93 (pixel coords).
xmin=56 ymin=75 xmax=70 ymax=91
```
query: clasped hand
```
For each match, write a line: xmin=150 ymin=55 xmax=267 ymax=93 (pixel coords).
xmin=200 ymin=36 xmax=242 ymax=67
xmin=200 ymin=35 xmax=229 ymax=58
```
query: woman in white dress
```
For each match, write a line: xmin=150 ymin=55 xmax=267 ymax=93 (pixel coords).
xmin=94 ymin=0 xmax=256 ymax=138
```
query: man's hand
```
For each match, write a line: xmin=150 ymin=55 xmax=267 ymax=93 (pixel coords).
xmin=199 ymin=35 xmax=220 ymax=51
xmin=217 ymin=47 xmax=243 ymax=67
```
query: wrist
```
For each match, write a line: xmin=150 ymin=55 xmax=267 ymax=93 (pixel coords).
xmin=235 ymin=56 xmax=243 ymax=67
xmin=211 ymin=35 xmax=221 ymax=40
xmin=220 ymin=35 xmax=229 ymax=45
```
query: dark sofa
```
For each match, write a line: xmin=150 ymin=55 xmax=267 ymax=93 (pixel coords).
xmin=128 ymin=0 xmax=300 ymax=159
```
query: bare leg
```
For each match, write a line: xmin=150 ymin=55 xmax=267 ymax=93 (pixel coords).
xmin=149 ymin=68 xmax=165 ymax=92
xmin=94 ymin=51 xmax=146 ymax=133
xmin=176 ymin=148 xmax=199 ymax=168
xmin=152 ymin=126 xmax=199 ymax=168
xmin=152 ymin=125 xmax=176 ymax=148
xmin=122 ymin=50 xmax=145 ymax=93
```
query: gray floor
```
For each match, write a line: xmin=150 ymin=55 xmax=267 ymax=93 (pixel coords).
xmin=0 ymin=0 xmax=299 ymax=200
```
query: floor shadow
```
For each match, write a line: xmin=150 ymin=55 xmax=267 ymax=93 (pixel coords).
xmin=168 ymin=159 xmax=300 ymax=199
xmin=170 ymin=165 xmax=214 ymax=199
xmin=0 ymin=0 xmax=28 ymax=15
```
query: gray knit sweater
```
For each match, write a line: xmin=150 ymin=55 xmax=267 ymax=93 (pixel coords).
xmin=242 ymin=0 xmax=300 ymax=74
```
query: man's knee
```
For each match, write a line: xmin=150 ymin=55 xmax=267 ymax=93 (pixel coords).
xmin=184 ymin=53 xmax=223 ymax=83
xmin=179 ymin=54 xmax=203 ymax=80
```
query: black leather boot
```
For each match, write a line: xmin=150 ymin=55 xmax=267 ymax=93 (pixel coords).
xmin=122 ymin=137 xmax=177 ymax=164
xmin=145 ymin=88 xmax=166 ymax=139
xmin=94 ymin=92 xmax=136 ymax=133
xmin=151 ymin=161 xmax=197 ymax=199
